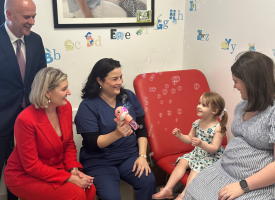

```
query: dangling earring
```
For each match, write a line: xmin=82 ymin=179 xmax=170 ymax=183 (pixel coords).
xmin=45 ymin=97 xmax=51 ymax=108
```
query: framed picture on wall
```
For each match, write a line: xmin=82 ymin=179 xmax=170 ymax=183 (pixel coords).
xmin=52 ymin=0 xmax=154 ymax=28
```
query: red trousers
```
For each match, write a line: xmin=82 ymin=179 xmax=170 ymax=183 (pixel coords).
xmin=8 ymin=180 xmax=96 ymax=200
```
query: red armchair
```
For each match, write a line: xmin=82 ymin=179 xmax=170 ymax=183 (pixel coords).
xmin=133 ymin=69 xmax=227 ymax=185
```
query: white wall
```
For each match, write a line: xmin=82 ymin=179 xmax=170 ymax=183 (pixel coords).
xmin=183 ymin=0 xmax=275 ymax=140
xmin=0 ymin=0 xmax=185 ymax=198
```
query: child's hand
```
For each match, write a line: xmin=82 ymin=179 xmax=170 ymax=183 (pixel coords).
xmin=172 ymin=128 xmax=181 ymax=138
xmin=191 ymin=137 xmax=202 ymax=147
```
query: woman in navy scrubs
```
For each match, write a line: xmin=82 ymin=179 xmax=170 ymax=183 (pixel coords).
xmin=75 ymin=58 xmax=156 ymax=200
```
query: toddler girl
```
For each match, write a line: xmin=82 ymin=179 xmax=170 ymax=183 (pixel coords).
xmin=152 ymin=92 xmax=228 ymax=200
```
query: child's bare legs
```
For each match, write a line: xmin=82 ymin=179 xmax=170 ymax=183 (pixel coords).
xmin=152 ymin=159 xmax=189 ymax=199
xmin=174 ymin=170 xmax=198 ymax=200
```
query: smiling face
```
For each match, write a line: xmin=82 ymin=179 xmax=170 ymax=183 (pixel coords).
xmin=232 ymin=73 xmax=248 ymax=100
xmin=5 ymin=0 xmax=36 ymax=38
xmin=197 ymin=96 xmax=216 ymax=118
xmin=46 ymin=80 xmax=71 ymax=107
xmin=98 ymin=67 xmax=123 ymax=98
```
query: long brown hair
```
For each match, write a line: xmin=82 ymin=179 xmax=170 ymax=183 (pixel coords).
xmin=231 ymin=51 xmax=275 ymax=112
xmin=202 ymin=92 xmax=228 ymax=133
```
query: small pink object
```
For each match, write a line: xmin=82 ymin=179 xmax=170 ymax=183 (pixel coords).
xmin=114 ymin=106 xmax=140 ymax=130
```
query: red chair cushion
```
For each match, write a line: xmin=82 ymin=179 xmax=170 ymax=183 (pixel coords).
xmin=156 ymin=153 xmax=189 ymax=185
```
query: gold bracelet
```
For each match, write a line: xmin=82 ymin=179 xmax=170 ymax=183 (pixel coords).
xmin=139 ymin=155 xmax=147 ymax=159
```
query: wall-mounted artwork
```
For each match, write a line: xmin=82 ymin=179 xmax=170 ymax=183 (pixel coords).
xmin=53 ymin=0 xmax=154 ymax=28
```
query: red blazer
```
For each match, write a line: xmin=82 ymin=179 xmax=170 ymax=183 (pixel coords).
xmin=4 ymin=100 xmax=82 ymax=189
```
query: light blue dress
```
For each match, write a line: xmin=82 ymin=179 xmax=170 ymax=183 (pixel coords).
xmin=176 ymin=119 xmax=224 ymax=173
xmin=67 ymin=0 xmax=101 ymax=13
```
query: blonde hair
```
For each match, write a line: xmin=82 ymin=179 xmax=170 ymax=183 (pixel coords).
xmin=29 ymin=67 xmax=67 ymax=108
xmin=202 ymin=92 xmax=228 ymax=133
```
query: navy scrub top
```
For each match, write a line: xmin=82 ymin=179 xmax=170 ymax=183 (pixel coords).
xmin=75 ymin=90 xmax=145 ymax=168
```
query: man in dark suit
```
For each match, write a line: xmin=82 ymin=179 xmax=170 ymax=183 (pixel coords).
xmin=0 ymin=0 xmax=46 ymax=199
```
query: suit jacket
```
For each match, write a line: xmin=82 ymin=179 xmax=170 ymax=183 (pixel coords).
xmin=0 ymin=23 xmax=46 ymax=136
xmin=4 ymin=100 xmax=82 ymax=189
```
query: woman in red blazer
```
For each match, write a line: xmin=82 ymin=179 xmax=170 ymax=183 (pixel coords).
xmin=4 ymin=67 xmax=96 ymax=200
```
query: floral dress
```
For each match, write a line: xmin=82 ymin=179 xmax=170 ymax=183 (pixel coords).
xmin=176 ymin=119 xmax=224 ymax=173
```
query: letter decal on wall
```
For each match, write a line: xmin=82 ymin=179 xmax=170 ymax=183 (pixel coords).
xmin=115 ymin=32 xmax=124 ymax=40
xmin=45 ymin=48 xmax=61 ymax=64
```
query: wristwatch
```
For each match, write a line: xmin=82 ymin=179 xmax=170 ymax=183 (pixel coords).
xmin=139 ymin=155 xmax=147 ymax=159
xmin=239 ymin=180 xmax=250 ymax=193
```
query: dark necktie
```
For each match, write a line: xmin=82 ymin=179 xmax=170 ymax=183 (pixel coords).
xmin=16 ymin=39 xmax=26 ymax=108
